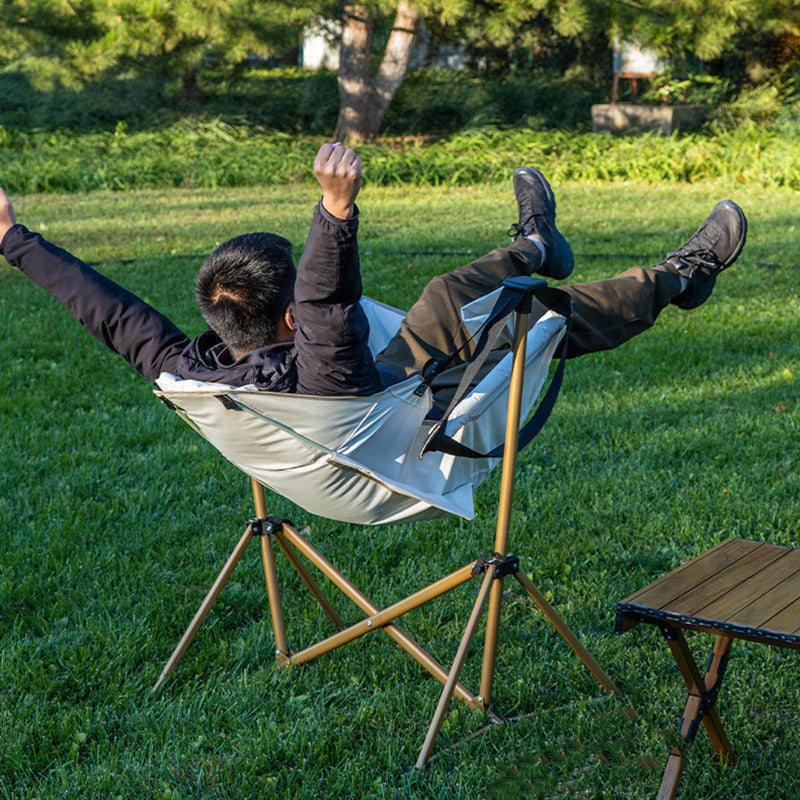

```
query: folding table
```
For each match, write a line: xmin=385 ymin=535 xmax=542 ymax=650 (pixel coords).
xmin=616 ymin=537 xmax=800 ymax=799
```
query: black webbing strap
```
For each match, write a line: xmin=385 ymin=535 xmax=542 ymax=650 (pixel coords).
xmin=420 ymin=281 xmax=572 ymax=460
xmin=413 ymin=278 xmax=540 ymax=399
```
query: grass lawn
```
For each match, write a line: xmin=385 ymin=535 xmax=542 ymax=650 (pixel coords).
xmin=1 ymin=178 xmax=799 ymax=799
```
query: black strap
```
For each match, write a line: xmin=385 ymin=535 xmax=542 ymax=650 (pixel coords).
xmin=413 ymin=278 xmax=536 ymax=398
xmin=420 ymin=284 xmax=571 ymax=460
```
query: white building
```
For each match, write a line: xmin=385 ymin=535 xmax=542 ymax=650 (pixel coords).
xmin=300 ymin=18 xmax=464 ymax=71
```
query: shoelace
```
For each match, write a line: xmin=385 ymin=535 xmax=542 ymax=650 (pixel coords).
xmin=665 ymin=247 xmax=722 ymax=274
xmin=507 ymin=219 xmax=549 ymax=239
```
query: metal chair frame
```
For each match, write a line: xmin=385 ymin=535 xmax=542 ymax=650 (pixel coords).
xmin=152 ymin=279 xmax=622 ymax=765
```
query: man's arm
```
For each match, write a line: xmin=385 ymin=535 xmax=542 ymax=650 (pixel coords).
xmin=315 ymin=142 xmax=362 ymax=221
xmin=0 ymin=188 xmax=191 ymax=383
xmin=0 ymin=188 xmax=16 ymax=239
xmin=291 ymin=144 xmax=382 ymax=396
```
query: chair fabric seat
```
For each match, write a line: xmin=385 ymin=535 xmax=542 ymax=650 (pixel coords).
xmin=155 ymin=293 xmax=567 ymax=525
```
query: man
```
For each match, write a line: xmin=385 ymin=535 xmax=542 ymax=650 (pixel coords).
xmin=0 ymin=143 xmax=747 ymax=405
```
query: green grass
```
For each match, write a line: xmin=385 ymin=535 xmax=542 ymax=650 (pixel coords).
xmin=1 ymin=179 xmax=799 ymax=799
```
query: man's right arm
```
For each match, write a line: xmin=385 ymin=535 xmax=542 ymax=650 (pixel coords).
xmin=0 ymin=188 xmax=16 ymax=239
xmin=0 ymin=190 xmax=191 ymax=383
xmin=291 ymin=144 xmax=383 ymax=396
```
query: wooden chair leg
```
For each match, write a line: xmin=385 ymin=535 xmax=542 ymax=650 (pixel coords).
xmin=151 ymin=522 xmax=255 ymax=696
xmin=514 ymin=568 xmax=622 ymax=698
xmin=251 ymin=479 xmax=345 ymax=632
xmin=272 ymin=530 xmax=345 ymax=630
xmin=416 ymin=568 xmax=496 ymax=767
xmin=259 ymin=531 xmax=290 ymax=660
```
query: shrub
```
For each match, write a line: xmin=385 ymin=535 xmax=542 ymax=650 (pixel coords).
xmin=1 ymin=66 xmax=602 ymax=138
xmin=709 ymin=83 xmax=786 ymax=132
xmin=640 ymin=73 xmax=734 ymax=108
xmin=1 ymin=123 xmax=798 ymax=194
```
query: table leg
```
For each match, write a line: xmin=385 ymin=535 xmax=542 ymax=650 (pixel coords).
xmin=657 ymin=746 xmax=685 ymax=800
xmin=698 ymin=635 xmax=735 ymax=764
xmin=657 ymin=627 xmax=735 ymax=797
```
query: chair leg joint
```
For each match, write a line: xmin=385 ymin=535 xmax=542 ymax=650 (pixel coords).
xmin=248 ymin=515 xmax=292 ymax=536
xmin=471 ymin=552 xmax=519 ymax=579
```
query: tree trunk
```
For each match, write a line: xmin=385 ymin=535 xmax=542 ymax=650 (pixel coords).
xmin=182 ymin=68 xmax=198 ymax=103
xmin=335 ymin=2 xmax=419 ymax=143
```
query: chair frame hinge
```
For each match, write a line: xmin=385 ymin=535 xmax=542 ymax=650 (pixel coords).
xmin=248 ymin=516 xmax=290 ymax=536
xmin=471 ymin=552 xmax=520 ymax=579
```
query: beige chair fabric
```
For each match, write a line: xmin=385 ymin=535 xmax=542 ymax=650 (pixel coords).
xmin=155 ymin=295 xmax=566 ymax=525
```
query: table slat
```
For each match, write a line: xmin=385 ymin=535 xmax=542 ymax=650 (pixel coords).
xmin=702 ymin=548 xmax=800 ymax=632
xmin=621 ymin=539 xmax=762 ymax=611
xmin=746 ymin=592 xmax=800 ymax=636
xmin=666 ymin=544 xmax=793 ymax=619
xmin=769 ymin=595 xmax=800 ymax=635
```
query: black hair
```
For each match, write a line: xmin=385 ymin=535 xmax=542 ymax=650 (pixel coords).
xmin=195 ymin=232 xmax=296 ymax=355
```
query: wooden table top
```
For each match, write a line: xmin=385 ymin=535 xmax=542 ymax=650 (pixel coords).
xmin=616 ymin=538 xmax=800 ymax=650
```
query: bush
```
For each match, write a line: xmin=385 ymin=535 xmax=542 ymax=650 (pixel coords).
xmin=382 ymin=69 xmax=602 ymax=134
xmin=640 ymin=73 xmax=734 ymax=107
xmin=0 ymin=65 xmax=603 ymax=138
xmin=2 ymin=61 xmax=796 ymax=141
xmin=709 ymin=83 xmax=786 ymax=132
xmin=0 ymin=65 xmax=341 ymax=135
xmin=1 ymin=122 xmax=799 ymax=194
xmin=0 ymin=68 xmax=171 ymax=130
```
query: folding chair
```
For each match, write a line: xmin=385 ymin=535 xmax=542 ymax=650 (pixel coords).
xmin=151 ymin=277 xmax=622 ymax=765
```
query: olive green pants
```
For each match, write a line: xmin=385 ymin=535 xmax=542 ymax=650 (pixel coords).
xmin=375 ymin=245 xmax=680 ymax=406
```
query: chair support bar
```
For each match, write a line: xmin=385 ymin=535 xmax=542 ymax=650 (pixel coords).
xmin=286 ymin=561 xmax=477 ymax=665
xmin=270 ymin=513 xmax=483 ymax=709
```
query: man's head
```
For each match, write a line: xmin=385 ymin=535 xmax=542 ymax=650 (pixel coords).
xmin=196 ymin=232 xmax=296 ymax=357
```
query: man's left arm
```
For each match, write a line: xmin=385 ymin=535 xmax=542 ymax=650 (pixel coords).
xmin=0 ymin=188 xmax=16 ymax=239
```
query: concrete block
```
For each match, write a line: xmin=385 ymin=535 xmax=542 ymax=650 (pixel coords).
xmin=591 ymin=103 xmax=706 ymax=135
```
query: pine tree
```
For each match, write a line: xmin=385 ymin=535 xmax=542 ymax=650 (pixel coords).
xmin=4 ymin=0 xmax=797 ymax=138
xmin=1 ymin=0 xmax=107 ymax=87
xmin=613 ymin=0 xmax=800 ymax=63
xmin=3 ymin=0 xmax=311 ymax=98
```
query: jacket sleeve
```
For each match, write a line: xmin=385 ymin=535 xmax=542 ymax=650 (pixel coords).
xmin=1 ymin=224 xmax=191 ymax=383
xmin=292 ymin=202 xmax=381 ymax=396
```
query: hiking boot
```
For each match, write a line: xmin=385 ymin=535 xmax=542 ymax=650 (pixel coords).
xmin=508 ymin=167 xmax=574 ymax=280
xmin=659 ymin=200 xmax=747 ymax=309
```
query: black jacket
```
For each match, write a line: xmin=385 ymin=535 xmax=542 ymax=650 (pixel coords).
xmin=1 ymin=202 xmax=390 ymax=396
